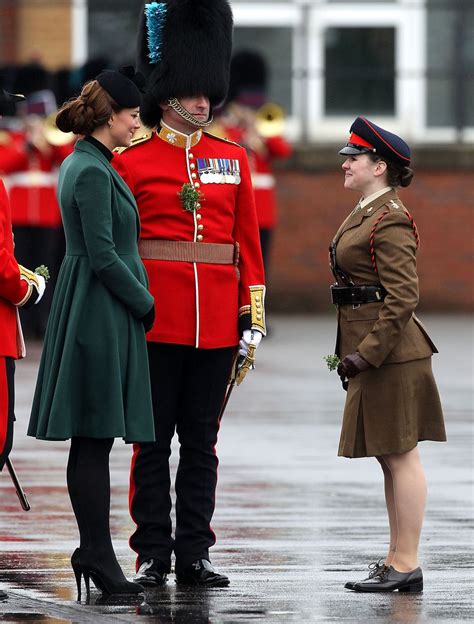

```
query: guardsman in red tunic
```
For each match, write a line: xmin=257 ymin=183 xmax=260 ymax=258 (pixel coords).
xmin=221 ymin=50 xmax=292 ymax=269
xmin=0 ymin=116 xmax=73 ymax=337
xmin=113 ymin=0 xmax=265 ymax=588
xmin=0 ymin=92 xmax=46 ymax=568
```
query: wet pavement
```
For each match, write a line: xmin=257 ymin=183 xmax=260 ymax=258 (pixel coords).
xmin=0 ymin=314 xmax=472 ymax=623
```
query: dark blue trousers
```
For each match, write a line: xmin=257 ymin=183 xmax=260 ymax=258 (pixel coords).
xmin=129 ymin=343 xmax=235 ymax=572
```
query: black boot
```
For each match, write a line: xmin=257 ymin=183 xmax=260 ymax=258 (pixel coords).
xmin=176 ymin=559 xmax=229 ymax=587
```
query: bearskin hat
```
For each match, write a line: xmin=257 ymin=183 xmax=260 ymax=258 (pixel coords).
xmin=137 ymin=0 xmax=233 ymax=128
xmin=228 ymin=50 xmax=268 ymax=107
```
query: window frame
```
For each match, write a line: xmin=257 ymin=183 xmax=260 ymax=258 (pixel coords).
xmin=231 ymin=2 xmax=304 ymax=141
xmin=307 ymin=1 xmax=426 ymax=142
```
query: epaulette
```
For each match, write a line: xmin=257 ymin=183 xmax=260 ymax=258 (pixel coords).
xmin=114 ymin=130 xmax=155 ymax=154
xmin=203 ymin=131 xmax=242 ymax=148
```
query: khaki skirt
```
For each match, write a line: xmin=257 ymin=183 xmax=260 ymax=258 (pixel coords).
xmin=338 ymin=357 xmax=446 ymax=458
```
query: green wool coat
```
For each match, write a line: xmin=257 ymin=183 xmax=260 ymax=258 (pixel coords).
xmin=28 ymin=139 xmax=155 ymax=442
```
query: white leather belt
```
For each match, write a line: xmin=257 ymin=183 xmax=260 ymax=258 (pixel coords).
xmin=4 ymin=171 xmax=58 ymax=188
xmin=251 ymin=173 xmax=275 ymax=190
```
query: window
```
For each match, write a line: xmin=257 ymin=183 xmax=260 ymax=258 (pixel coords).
xmin=426 ymin=0 xmax=474 ymax=129
xmin=324 ymin=27 xmax=395 ymax=115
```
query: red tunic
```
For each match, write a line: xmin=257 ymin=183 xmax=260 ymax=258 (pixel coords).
xmin=0 ymin=180 xmax=27 ymax=358
xmin=0 ymin=131 xmax=72 ymax=227
xmin=224 ymin=127 xmax=292 ymax=229
xmin=113 ymin=126 xmax=265 ymax=349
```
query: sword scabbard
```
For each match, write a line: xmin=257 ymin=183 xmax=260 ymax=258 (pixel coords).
xmin=5 ymin=458 xmax=31 ymax=511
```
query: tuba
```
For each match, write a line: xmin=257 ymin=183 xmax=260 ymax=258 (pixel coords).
xmin=255 ymin=102 xmax=285 ymax=138
xmin=43 ymin=112 xmax=74 ymax=146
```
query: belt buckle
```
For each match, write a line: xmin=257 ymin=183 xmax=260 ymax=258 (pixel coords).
xmin=351 ymin=287 xmax=360 ymax=310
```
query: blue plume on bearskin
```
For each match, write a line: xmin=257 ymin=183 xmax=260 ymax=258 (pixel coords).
xmin=137 ymin=1 xmax=233 ymax=128
xmin=145 ymin=2 xmax=167 ymax=64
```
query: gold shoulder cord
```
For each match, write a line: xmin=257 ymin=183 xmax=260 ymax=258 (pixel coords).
xmin=114 ymin=130 xmax=154 ymax=154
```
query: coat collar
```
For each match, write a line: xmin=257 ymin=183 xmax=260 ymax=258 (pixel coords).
xmin=157 ymin=121 xmax=203 ymax=149
xmin=334 ymin=188 xmax=400 ymax=242
xmin=75 ymin=138 xmax=111 ymax=165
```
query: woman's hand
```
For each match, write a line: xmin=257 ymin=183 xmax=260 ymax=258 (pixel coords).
xmin=337 ymin=352 xmax=372 ymax=380
xmin=141 ymin=304 xmax=155 ymax=333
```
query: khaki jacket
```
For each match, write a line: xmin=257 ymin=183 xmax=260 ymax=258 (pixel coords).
xmin=332 ymin=189 xmax=436 ymax=368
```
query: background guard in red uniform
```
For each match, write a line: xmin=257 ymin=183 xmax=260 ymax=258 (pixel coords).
xmin=219 ymin=50 xmax=293 ymax=273
xmin=113 ymin=0 xmax=265 ymax=588
xmin=0 ymin=98 xmax=73 ymax=338
xmin=0 ymin=89 xmax=47 ymax=601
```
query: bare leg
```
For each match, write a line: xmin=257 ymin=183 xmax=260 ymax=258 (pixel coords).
xmin=381 ymin=447 xmax=427 ymax=572
xmin=376 ymin=456 xmax=398 ymax=566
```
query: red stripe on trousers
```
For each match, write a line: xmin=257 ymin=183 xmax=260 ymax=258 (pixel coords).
xmin=0 ymin=357 xmax=8 ymax=456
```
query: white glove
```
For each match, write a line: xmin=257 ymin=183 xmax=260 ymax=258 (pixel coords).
xmin=239 ymin=329 xmax=263 ymax=357
xmin=34 ymin=274 xmax=46 ymax=304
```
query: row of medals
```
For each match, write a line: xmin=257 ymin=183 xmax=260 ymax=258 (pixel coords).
xmin=199 ymin=170 xmax=241 ymax=185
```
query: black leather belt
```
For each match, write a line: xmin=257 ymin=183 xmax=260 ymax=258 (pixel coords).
xmin=330 ymin=285 xmax=386 ymax=305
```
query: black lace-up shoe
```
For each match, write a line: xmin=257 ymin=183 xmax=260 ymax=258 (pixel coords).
xmin=176 ymin=559 xmax=230 ymax=587
xmin=134 ymin=559 xmax=169 ymax=587
xmin=354 ymin=565 xmax=423 ymax=593
xmin=0 ymin=590 xmax=7 ymax=601
xmin=345 ymin=559 xmax=387 ymax=590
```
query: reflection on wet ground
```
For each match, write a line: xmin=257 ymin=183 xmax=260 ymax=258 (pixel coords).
xmin=0 ymin=316 xmax=473 ymax=622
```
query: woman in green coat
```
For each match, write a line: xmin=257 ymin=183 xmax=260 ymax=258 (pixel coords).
xmin=28 ymin=69 xmax=155 ymax=598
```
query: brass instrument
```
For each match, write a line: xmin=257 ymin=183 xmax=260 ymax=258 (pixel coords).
xmin=43 ymin=112 xmax=74 ymax=146
xmin=255 ymin=102 xmax=285 ymax=138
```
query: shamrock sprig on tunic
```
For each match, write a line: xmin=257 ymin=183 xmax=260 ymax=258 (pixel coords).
xmin=324 ymin=354 xmax=341 ymax=371
xmin=177 ymin=183 xmax=204 ymax=213
xmin=34 ymin=265 xmax=50 ymax=282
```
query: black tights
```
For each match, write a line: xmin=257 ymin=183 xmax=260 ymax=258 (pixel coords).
xmin=67 ymin=437 xmax=114 ymax=551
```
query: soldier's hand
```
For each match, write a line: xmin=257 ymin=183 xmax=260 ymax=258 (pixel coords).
xmin=17 ymin=266 xmax=46 ymax=309
xmin=337 ymin=352 xmax=372 ymax=380
xmin=239 ymin=329 xmax=263 ymax=357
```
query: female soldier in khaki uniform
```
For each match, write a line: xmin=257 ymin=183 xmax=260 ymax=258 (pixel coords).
xmin=330 ymin=117 xmax=446 ymax=593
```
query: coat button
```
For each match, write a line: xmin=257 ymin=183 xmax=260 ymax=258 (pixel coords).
xmin=197 ymin=234 xmax=203 ymax=241
xmin=197 ymin=224 xmax=204 ymax=231
xmin=194 ymin=182 xmax=200 ymax=189
xmin=196 ymin=213 xmax=202 ymax=220
xmin=195 ymin=203 xmax=201 ymax=209
xmin=190 ymin=163 xmax=196 ymax=170
xmin=189 ymin=153 xmax=194 ymax=159
xmin=191 ymin=172 xmax=197 ymax=179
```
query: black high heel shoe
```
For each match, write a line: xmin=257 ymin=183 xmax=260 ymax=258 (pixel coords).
xmin=71 ymin=548 xmax=144 ymax=599
xmin=71 ymin=548 xmax=89 ymax=600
